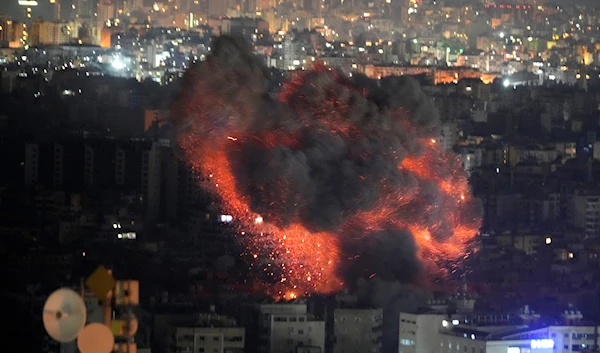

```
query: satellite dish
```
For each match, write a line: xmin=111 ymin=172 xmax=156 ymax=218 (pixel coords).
xmin=42 ymin=288 xmax=87 ymax=343
xmin=77 ymin=323 xmax=115 ymax=353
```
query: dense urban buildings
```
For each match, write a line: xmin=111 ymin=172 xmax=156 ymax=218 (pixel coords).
xmin=3 ymin=0 xmax=600 ymax=352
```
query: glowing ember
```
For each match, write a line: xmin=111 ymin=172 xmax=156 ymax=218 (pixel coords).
xmin=173 ymin=37 xmax=482 ymax=299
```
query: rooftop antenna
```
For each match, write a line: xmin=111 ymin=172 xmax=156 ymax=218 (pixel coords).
xmin=44 ymin=266 xmax=139 ymax=353
xmin=113 ymin=280 xmax=140 ymax=353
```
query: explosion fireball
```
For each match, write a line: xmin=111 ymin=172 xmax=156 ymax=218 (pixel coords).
xmin=173 ymin=37 xmax=482 ymax=299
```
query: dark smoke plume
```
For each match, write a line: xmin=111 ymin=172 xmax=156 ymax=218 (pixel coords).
xmin=173 ymin=34 xmax=480 ymax=274
xmin=173 ymin=35 xmax=481 ymax=353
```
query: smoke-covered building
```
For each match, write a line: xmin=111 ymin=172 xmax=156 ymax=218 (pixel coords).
xmin=333 ymin=308 xmax=383 ymax=353
xmin=257 ymin=303 xmax=325 ymax=353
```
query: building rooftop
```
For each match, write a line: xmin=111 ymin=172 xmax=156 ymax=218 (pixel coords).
xmin=173 ymin=313 xmax=239 ymax=328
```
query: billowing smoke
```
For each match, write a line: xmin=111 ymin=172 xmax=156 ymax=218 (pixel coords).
xmin=173 ymin=36 xmax=481 ymax=299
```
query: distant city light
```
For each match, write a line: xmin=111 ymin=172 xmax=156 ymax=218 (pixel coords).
xmin=18 ymin=0 xmax=38 ymax=5
xmin=452 ymin=320 xmax=459 ymax=325
xmin=220 ymin=215 xmax=233 ymax=223
xmin=117 ymin=233 xmax=135 ymax=239
xmin=442 ymin=320 xmax=448 ymax=327
xmin=531 ymin=339 xmax=554 ymax=349
xmin=503 ymin=79 xmax=510 ymax=87
xmin=112 ymin=58 xmax=125 ymax=70
xmin=499 ymin=32 xmax=505 ymax=38
xmin=545 ymin=237 xmax=552 ymax=244
xmin=255 ymin=216 xmax=264 ymax=224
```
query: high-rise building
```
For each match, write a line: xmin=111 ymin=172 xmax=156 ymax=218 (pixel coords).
xmin=220 ymin=17 xmax=269 ymax=36
xmin=75 ymin=0 xmax=95 ymax=19
xmin=280 ymin=38 xmax=305 ymax=70
xmin=114 ymin=0 xmax=142 ymax=15
xmin=77 ymin=23 xmax=101 ymax=45
xmin=568 ymin=188 xmax=600 ymax=238
xmin=29 ymin=19 xmax=77 ymax=46
xmin=24 ymin=139 xmax=151 ymax=193
xmin=303 ymin=0 xmax=320 ymax=12
xmin=241 ymin=0 xmax=257 ymax=12
xmin=0 ymin=16 xmax=13 ymax=44
xmin=120 ymin=0 xmax=143 ymax=13
xmin=49 ymin=0 xmax=61 ymax=20
xmin=257 ymin=0 xmax=276 ymax=9
xmin=132 ymin=0 xmax=144 ymax=11
xmin=97 ymin=1 xmax=115 ymax=26
xmin=169 ymin=0 xmax=193 ymax=12
xmin=121 ymin=0 xmax=135 ymax=13
xmin=207 ymin=0 xmax=233 ymax=18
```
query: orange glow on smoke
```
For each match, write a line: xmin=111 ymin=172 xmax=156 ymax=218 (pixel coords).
xmin=177 ymin=68 xmax=481 ymax=300
xmin=182 ymin=132 xmax=480 ymax=298
xmin=399 ymin=139 xmax=480 ymax=262
xmin=182 ymin=138 xmax=344 ymax=298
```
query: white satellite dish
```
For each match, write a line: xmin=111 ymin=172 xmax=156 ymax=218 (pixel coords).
xmin=42 ymin=288 xmax=87 ymax=343
xmin=77 ymin=323 xmax=115 ymax=353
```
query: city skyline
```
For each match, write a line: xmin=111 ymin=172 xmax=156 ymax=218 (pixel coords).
xmin=3 ymin=0 xmax=600 ymax=352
